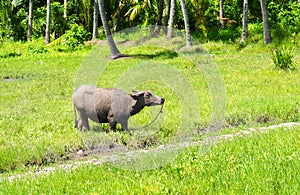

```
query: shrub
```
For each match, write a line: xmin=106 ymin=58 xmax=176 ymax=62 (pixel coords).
xmin=28 ymin=45 xmax=48 ymax=54
xmin=61 ymin=24 xmax=90 ymax=49
xmin=271 ymin=47 xmax=295 ymax=70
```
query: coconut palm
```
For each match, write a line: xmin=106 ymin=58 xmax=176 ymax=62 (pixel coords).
xmin=153 ymin=0 xmax=164 ymax=34
xmin=69 ymin=0 xmax=91 ymax=30
xmin=163 ymin=0 xmax=171 ymax=34
xmin=259 ymin=0 xmax=271 ymax=45
xmin=240 ymin=0 xmax=248 ymax=42
xmin=98 ymin=0 xmax=121 ymax=59
xmin=166 ymin=0 xmax=175 ymax=40
xmin=45 ymin=0 xmax=51 ymax=44
xmin=92 ymin=0 xmax=98 ymax=40
xmin=64 ymin=0 xmax=67 ymax=19
xmin=179 ymin=0 xmax=192 ymax=47
xmin=27 ymin=0 xmax=32 ymax=41
xmin=219 ymin=0 xmax=225 ymax=27
xmin=125 ymin=0 xmax=154 ymax=22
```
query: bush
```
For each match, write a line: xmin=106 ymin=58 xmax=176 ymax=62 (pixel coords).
xmin=61 ymin=24 xmax=90 ymax=49
xmin=28 ymin=45 xmax=48 ymax=54
xmin=269 ymin=1 xmax=300 ymax=44
xmin=271 ymin=47 xmax=295 ymax=70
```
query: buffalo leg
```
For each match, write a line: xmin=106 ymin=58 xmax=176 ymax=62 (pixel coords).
xmin=77 ymin=118 xmax=83 ymax=130
xmin=107 ymin=111 xmax=117 ymax=131
xmin=120 ymin=120 xmax=128 ymax=131
xmin=79 ymin=112 xmax=90 ymax=131
xmin=108 ymin=116 xmax=117 ymax=131
xmin=108 ymin=121 xmax=117 ymax=131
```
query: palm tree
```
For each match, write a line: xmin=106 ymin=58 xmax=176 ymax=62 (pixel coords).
xmin=240 ymin=0 xmax=248 ymax=42
xmin=259 ymin=0 xmax=271 ymax=45
xmin=69 ymin=0 xmax=91 ymax=30
xmin=154 ymin=0 xmax=164 ymax=34
xmin=63 ymin=0 xmax=67 ymax=19
xmin=164 ymin=0 xmax=171 ymax=34
xmin=27 ymin=0 xmax=32 ymax=41
xmin=166 ymin=0 xmax=175 ymax=40
xmin=92 ymin=0 xmax=98 ymax=40
xmin=45 ymin=0 xmax=51 ymax=44
xmin=125 ymin=0 xmax=154 ymax=22
xmin=98 ymin=0 xmax=121 ymax=59
xmin=219 ymin=0 xmax=225 ymax=27
xmin=179 ymin=0 xmax=192 ymax=47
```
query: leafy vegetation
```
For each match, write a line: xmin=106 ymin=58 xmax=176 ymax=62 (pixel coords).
xmin=61 ymin=24 xmax=90 ymax=49
xmin=271 ymin=46 xmax=295 ymax=70
xmin=1 ymin=0 xmax=300 ymax=44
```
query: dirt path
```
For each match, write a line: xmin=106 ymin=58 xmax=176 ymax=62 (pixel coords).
xmin=2 ymin=122 xmax=299 ymax=182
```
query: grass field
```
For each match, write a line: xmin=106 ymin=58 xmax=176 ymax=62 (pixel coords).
xmin=1 ymin=127 xmax=299 ymax=194
xmin=0 ymin=35 xmax=299 ymax=193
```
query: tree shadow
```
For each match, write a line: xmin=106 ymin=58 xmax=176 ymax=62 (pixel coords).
xmin=0 ymin=52 xmax=21 ymax=59
xmin=114 ymin=51 xmax=178 ymax=60
xmin=130 ymin=50 xmax=178 ymax=59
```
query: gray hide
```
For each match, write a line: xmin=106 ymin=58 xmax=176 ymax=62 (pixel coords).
xmin=72 ymin=85 xmax=165 ymax=131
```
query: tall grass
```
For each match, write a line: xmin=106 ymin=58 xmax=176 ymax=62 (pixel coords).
xmin=271 ymin=46 xmax=295 ymax=70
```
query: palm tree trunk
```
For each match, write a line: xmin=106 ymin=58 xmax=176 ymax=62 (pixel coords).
xmin=92 ymin=0 xmax=98 ymax=40
xmin=45 ymin=0 xmax=51 ymax=45
xmin=153 ymin=0 xmax=164 ymax=34
xmin=219 ymin=0 xmax=225 ymax=28
xmin=164 ymin=0 xmax=171 ymax=34
xmin=259 ymin=0 xmax=271 ymax=45
xmin=166 ymin=0 xmax=175 ymax=40
xmin=64 ymin=0 xmax=67 ymax=19
xmin=27 ymin=0 xmax=32 ymax=41
xmin=240 ymin=0 xmax=248 ymax=42
xmin=98 ymin=0 xmax=121 ymax=59
xmin=179 ymin=0 xmax=192 ymax=47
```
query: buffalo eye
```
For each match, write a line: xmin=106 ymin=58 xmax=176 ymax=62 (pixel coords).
xmin=145 ymin=93 xmax=151 ymax=98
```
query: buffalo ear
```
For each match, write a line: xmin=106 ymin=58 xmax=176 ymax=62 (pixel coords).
xmin=132 ymin=89 xmax=139 ymax=94
xmin=130 ymin=91 xmax=144 ymax=99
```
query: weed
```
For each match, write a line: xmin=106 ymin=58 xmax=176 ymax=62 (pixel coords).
xmin=271 ymin=46 xmax=295 ymax=70
xmin=61 ymin=24 xmax=90 ymax=49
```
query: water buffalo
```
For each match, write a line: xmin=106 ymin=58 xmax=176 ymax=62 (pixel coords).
xmin=72 ymin=85 xmax=165 ymax=131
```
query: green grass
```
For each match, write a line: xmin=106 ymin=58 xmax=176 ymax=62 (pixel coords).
xmin=1 ymin=127 xmax=299 ymax=194
xmin=205 ymin=42 xmax=300 ymax=126
xmin=0 ymin=41 xmax=88 ymax=172
xmin=0 ymin=37 xmax=299 ymax=192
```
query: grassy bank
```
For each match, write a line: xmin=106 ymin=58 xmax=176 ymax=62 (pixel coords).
xmin=1 ymin=127 xmax=299 ymax=194
xmin=0 ymin=37 xmax=299 ymax=192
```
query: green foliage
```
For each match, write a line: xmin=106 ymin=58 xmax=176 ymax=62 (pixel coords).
xmin=97 ymin=26 xmax=106 ymax=40
xmin=269 ymin=1 xmax=300 ymax=44
xmin=271 ymin=46 xmax=295 ymax=70
xmin=0 ymin=1 xmax=69 ymax=41
xmin=61 ymin=24 xmax=90 ymax=49
xmin=28 ymin=45 xmax=48 ymax=54
xmin=269 ymin=1 xmax=300 ymax=34
xmin=32 ymin=2 xmax=66 ymax=39
xmin=2 ymin=0 xmax=300 ymax=44
xmin=241 ymin=23 xmax=263 ymax=44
